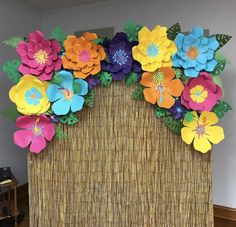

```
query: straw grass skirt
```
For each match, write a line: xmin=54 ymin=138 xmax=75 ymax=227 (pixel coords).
xmin=28 ymin=82 xmax=213 ymax=227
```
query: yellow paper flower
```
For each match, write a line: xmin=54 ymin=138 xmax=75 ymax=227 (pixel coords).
xmin=132 ymin=25 xmax=177 ymax=72
xmin=181 ymin=111 xmax=224 ymax=153
xmin=9 ymin=75 xmax=50 ymax=115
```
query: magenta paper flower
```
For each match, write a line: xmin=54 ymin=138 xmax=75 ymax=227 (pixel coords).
xmin=16 ymin=31 xmax=62 ymax=81
xmin=181 ymin=72 xmax=222 ymax=112
xmin=14 ymin=114 xmax=55 ymax=154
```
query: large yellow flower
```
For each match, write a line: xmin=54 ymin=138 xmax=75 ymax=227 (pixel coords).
xmin=132 ymin=25 xmax=177 ymax=72
xmin=9 ymin=75 xmax=50 ymax=115
xmin=181 ymin=111 xmax=224 ymax=153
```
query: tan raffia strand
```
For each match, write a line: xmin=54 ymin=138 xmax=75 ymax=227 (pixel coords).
xmin=28 ymin=82 xmax=213 ymax=227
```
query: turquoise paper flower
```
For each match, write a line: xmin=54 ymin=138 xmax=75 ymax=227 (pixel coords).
xmin=172 ymin=27 xmax=219 ymax=77
xmin=47 ymin=70 xmax=88 ymax=116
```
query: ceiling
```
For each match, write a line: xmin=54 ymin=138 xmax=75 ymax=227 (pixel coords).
xmin=17 ymin=0 xmax=107 ymax=10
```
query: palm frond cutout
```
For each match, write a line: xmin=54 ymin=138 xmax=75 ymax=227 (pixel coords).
xmin=2 ymin=36 xmax=25 ymax=48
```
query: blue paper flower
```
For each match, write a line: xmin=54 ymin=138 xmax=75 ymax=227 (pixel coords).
xmin=47 ymin=70 xmax=88 ymax=116
xmin=172 ymin=27 xmax=219 ymax=77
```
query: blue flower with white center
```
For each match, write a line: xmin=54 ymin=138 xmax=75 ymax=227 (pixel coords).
xmin=25 ymin=87 xmax=42 ymax=106
xmin=172 ymin=27 xmax=219 ymax=78
xmin=46 ymin=70 xmax=88 ymax=116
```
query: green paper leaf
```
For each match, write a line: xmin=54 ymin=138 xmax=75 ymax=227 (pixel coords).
xmin=93 ymin=38 xmax=104 ymax=45
xmin=2 ymin=60 xmax=22 ymax=83
xmin=164 ymin=116 xmax=183 ymax=134
xmin=73 ymin=81 xmax=82 ymax=94
xmin=1 ymin=105 xmax=20 ymax=121
xmin=84 ymin=90 xmax=95 ymax=108
xmin=125 ymin=72 xmax=138 ymax=87
xmin=50 ymin=72 xmax=63 ymax=85
xmin=55 ymin=126 xmax=69 ymax=140
xmin=132 ymin=84 xmax=144 ymax=100
xmin=212 ymin=59 xmax=226 ymax=76
xmin=184 ymin=111 xmax=196 ymax=123
xmin=215 ymin=34 xmax=232 ymax=49
xmin=58 ymin=113 xmax=79 ymax=125
xmin=167 ymin=23 xmax=181 ymax=41
xmin=2 ymin=36 xmax=25 ymax=48
xmin=50 ymin=26 xmax=67 ymax=43
xmin=124 ymin=21 xmax=143 ymax=42
xmin=98 ymin=71 xmax=112 ymax=87
xmin=215 ymin=51 xmax=230 ymax=64
xmin=212 ymin=75 xmax=224 ymax=91
xmin=174 ymin=68 xmax=189 ymax=83
xmin=212 ymin=101 xmax=232 ymax=119
xmin=155 ymin=106 xmax=171 ymax=118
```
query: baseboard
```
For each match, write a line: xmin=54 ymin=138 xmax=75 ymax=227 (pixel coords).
xmin=214 ymin=204 xmax=236 ymax=221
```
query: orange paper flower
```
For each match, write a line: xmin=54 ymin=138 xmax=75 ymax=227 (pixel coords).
xmin=140 ymin=67 xmax=184 ymax=108
xmin=62 ymin=32 xmax=106 ymax=79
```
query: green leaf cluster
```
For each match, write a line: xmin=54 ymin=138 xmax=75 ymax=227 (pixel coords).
xmin=167 ymin=23 xmax=181 ymax=41
xmin=125 ymin=72 xmax=138 ymax=87
xmin=124 ymin=21 xmax=143 ymax=42
xmin=2 ymin=60 xmax=22 ymax=83
xmin=84 ymin=90 xmax=95 ymax=108
xmin=97 ymin=72 xmax=112 ymax=87
xmin=212 ymin=101 xmax=232 ymax=119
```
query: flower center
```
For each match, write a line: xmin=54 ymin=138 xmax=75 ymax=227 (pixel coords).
xmin=25 ymin=87 xmax=42 ymax=106
xmin=190 ymin=85 xmax=208 ymax=103
xmin=34 ymin=50 xmax=48 ymax=64
xmin=156 ymin=84 xmax=164 ymax=103
xmin=64 ymin=88 xmax=73 ymax=100
xmin=187 ymin=47 xmax=199 ymax=59
xmin=153 ymin=72 xmax=164 ymax=83
xmin=32 ymin=118 xmax=42 ymax=136
xmin=196 ymin=125 xmax=205 ymax=136
xmin=79 ymin=50 xmax=91 ymax=62
xmin=147 ymin=44 xmax=159 ymax=58
xmin=112 ymin=49 xmax=129 ymax=66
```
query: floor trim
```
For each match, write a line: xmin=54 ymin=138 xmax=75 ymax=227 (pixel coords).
xmin=214 ymin=205 xmax=236 ymax=221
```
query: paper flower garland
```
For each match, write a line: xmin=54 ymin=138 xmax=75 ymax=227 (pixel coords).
xmin=16 ymin=31 xmax=62 ymax=81
xmin=1 ymin=22 xmax=232 ymax=154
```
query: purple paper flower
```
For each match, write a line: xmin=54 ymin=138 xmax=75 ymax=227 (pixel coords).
xmin=86 ymin=76 xmax=100 ymax=90
xmin=102 ymin=32 xmax=141 ymax=81
xmin=169 ymin=99 xmax=187 ymax=119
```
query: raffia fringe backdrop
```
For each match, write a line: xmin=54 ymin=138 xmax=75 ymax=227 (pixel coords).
xmin=28 ymin=82 xmax=213 ymax=227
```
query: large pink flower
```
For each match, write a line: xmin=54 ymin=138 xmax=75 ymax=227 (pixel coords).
xmin=14 ymin=114 xmax=55 ymax=154
xmin=181 ymin=72 xmax=222 ymax=112
xmin=16 ymin=31 xmax=62 ymax=81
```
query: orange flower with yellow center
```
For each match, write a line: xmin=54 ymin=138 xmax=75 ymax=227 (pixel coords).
xmin=62 ymin=32 xmax=106 ymax=79
xmin=140 ymin=67 xmax=184 ymax=108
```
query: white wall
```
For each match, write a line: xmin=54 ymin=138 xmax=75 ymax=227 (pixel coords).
xmin=0 ymin=0 xmax=41 ymax=184
xmin=41 ymin=0 xmax=236 ymax=208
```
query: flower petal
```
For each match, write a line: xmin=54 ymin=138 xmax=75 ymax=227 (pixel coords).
xmin=193 ymin=136 xmax=212 ymax=153
xmin=29 ymin=136 xmax=46 ymax=154
xmin=16 ymin=115 xmax=37 ymax=129
xmin=181 ymin=127 xmax=196 ymax=145
xmin=71 ymin=95 xmax=85 ymax=112
xmin=74 ymin=78 xmax=88 ymax=96
xmin=140 ymin=72 xmax=156 ymax=88
xmin=205 ymin=126 xmax=224 ymax=144
xmin=143 ymin=87 xmax=158 ymax=104
xmin=43 ymin=124 xmax=56 ymax=141
xmin=14 ymin=130 xmax=34 ymax=148
xmin=52 ymin=99 xmax=71 ymax=116
xmin=198 ymin=111 xmax=219 ymax=126
xmin=47 ymin=84 xmax=64 ymax=102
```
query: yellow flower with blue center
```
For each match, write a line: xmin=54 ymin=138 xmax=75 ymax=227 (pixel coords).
xmin=132 ymin=25 xmax=177 ymax=72
xmin=9 ymin=75 xmax=50 ymax=115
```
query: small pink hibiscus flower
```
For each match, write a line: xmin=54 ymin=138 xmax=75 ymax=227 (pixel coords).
xmin=16 ymin=31 xmax=62 ymax=81
xmin=14 ymin=114 xmax=55 ymax=154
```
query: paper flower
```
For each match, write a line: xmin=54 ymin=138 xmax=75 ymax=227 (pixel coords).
xmin=86 ymin=76 xmax=100 ymax=90
xmin=140 ymin=67 xmax=184 ymax=108
xmin=62 ymin=32 xmax=106 ymax=79
xmin=102 ymin=32 xmax=141 ymax=80
xmin=9 ymin=75 xmax=50 ymax=115
xmin=47 ymin=70 xmax=88 ymax=115
xmin=14 ymin=115 xmax=55 ymax=154
xmin=16 ymin=31 xmax=62 ymax=81
xmin=181 ymin=111 xmax=224 ymax=153
xmin=169 ymin=99 xmax=187 ymax=119
xmin=132 ymin=26 xmax=177 ymax=72
xmin=172 ymin=27 xmax=219 ymax=77
xmin=181 ymin=72 xmax=222 ymax=112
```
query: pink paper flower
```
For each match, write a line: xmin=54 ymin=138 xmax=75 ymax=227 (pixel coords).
xmin=16 ymin=31 xmax=62 ymax=81
xmin=181 ymin=72 xmax=222 ymax=112
xmin=14 ymin=115 xmax=55 ymax=154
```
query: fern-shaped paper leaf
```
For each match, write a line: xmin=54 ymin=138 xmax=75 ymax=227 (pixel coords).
xmin=2 ymin=36 xmax=24 ymax=48
xmin=58 ymin=113 xmax=79 ymax=125
xmin=84 ymin=90 xmax=95 ymax=108
xmin=132 ymin=84 xmax=145 ymax=100
xmin=167 ymin=23 xmax=181 ymax=41
xmin=212 ymin=101 xmax=232 ymax=119
xmin=164 ymin=116 xmax=183 ymax=134
xmin=2 ymin=60 xmax=22 ymax=83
